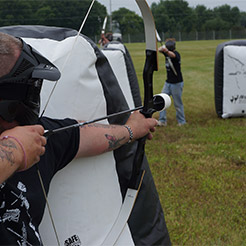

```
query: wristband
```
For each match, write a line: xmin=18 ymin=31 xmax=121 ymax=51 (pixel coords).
xmin=2 ymin=135 xmax=27 ymax=172
xmin=123 ymin=125 xmax=134 ymax=143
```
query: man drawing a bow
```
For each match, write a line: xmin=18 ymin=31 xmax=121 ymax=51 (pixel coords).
xmin=0 ymin=32 xmax=158 ymax=245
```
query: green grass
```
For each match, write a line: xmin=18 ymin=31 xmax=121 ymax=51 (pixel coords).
xmin=125 ymin=40 xmax=246 ymax=245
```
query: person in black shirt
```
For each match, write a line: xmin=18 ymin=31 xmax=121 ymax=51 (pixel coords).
xmin=157 ymin=39 xmax=186 ymax=126
xmin=0 ymin=32 xmax=158 ymax=245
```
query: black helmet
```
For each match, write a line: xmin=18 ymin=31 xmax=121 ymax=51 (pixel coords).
xmin=165 ymin=40 xmax=176 ymax=51
xmin=105 ymin=33 xmax=113 ymax=42
xmin=0 ymin=38 xmax=60 ymax=125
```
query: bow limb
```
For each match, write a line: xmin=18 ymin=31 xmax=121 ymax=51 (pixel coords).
xmin=100 ymin=16 xmax=108 ymax=48
xmin=102 ymin=16 xmax=108 ymax=35
xmin=156 ymin=29 xmax=163 ymax=46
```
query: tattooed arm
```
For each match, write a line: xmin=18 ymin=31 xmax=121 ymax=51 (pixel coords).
xmin=0 ymin=125 xmax=46 ymax=183
xmin=75 ymin=111 xmax=158 ymax=158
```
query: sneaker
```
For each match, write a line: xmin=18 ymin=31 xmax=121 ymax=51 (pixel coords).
xmin=177 ymin=122 xmax=186 ymax=126
xmin=157 ymin=121 xmax=167 ymax=126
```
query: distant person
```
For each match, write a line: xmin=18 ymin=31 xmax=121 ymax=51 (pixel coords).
xmin=157 ymin=38 xmax=186 ymax=126
xmin=99 ymin=32 xmax=113 ymax=47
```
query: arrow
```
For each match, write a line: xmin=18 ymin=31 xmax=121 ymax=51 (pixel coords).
xmin=44 ymin=93 xmax=170 ymax=138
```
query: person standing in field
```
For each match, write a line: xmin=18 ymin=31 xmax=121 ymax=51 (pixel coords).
xmin=157 ymin=38 xmax=186 ymax=126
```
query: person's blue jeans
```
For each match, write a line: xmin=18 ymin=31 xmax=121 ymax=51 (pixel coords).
xmin=159 ymin=81 xmax=186 ymax=124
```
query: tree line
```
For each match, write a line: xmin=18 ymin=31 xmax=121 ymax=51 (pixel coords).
xmin=152 ymin=0 xmax=246 ymax=35
xmin=0 ymin=0 xmax=107 ymax=38
xmin=0 ymin=0 xmax=245 ymax=39
xmin=113 ymin=0 xmax=246 ymax=37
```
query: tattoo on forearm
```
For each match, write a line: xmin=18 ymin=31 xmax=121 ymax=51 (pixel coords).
xmin=105 ymin=134 xmax=125 ymax=151
xmin=0 ymin=139 xmax=17 ymax=166
xmin=87 ymin=123 xmax=117 ymax=129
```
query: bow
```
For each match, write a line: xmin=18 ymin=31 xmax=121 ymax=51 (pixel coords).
xmin=101 ymin=0 xmax=160 ymax=244
xmin=37 ymin=0 xmax=170 ymax=244
xmin=128 ymin=0 xmax=158 ymax=189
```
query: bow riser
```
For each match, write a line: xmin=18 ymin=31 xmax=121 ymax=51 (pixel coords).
xmin=142 ymin=49 xmax=158 ymax=118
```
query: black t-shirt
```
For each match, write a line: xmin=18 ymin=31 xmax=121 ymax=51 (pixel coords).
xmin=163 ymin=50 xmax=183 ymax=83
xmin=0 ymin=117 xmax=80 ymax=245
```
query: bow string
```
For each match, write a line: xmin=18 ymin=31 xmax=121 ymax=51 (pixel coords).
xmin=37 ymin=1 xmax=96 ymax=245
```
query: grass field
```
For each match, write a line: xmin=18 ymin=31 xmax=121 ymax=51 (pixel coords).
xmin=125 ymin=40 xmax=246 ymax=245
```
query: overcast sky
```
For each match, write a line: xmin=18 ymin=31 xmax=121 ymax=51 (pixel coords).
xmin=97 ymin=0 xmax=246 ymax=15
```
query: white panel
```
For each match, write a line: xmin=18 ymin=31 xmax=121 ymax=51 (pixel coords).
xmin=223 ymin=46 xmax=246 ymax=118
xmin=23 ymin=36 xmax=134 ymax=245
xmin=102 ymin=49 xmax=135 ymax=109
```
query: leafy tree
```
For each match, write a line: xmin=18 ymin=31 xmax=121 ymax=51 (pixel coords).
xmin=199 ymin=5 xmax=241 ymax=31
xmin=33 ymin=6 xmax=56 ymax=26
xmin=39 ymin=0 xmax=106 ymax=36
xmin=240 ymin=12 xmax=246 ymax=27
xmin=0 ymin=0 xmax=37 ymax=26
xmin=193 ymin=5 xmax=213 ymax=31
xmin=152 ymin=0 xmax=246 ymax=34
xmin=203 ymin=17 xmax=231 ymax=31
xmin=213 ymin=5 xmax=240 ymax=27
xmin=0 ymin=0 xmax=245 ymax=38
xmin=151 ymin=0 xmax=196 ymax=33
xmin=151 ymin=2 xmax=170 ymax=34
xmin=0 ymin=0 xmax=106 ymax=37
xmin=111 ymin=8 xmax=143 ymax=35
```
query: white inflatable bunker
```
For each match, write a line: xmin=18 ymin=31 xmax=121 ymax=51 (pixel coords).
xmin=0 ymin=25 xmax=170 ymax=246
xmin=214 ymin=40 xmax=246 ymax=118
xmin=33 ymin=35 xmax=134 ymax=245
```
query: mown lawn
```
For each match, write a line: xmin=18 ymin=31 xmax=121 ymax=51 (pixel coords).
xmin=125 ymin=40 xmax=246 ymax=245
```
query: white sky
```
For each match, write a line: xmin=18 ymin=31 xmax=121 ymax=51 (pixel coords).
xmin=97 ymin=0 xmax=246 ymax=15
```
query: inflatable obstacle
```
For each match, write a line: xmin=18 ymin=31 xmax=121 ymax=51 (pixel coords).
xmin=215 ymin=40 xmax=246 ymax=118
xmin=0 ymin=25 xmax=171 ymax=245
